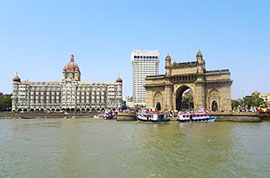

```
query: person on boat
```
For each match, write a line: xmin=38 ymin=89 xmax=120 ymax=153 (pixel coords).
xmin=190 ymin=115 xmax=193 ymax=121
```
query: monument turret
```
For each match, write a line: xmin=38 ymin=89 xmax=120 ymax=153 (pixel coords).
xmin=196 ymin=50 xmax=206 ymax=74
xmin=165 ymin=54 xmax=172 ymax=76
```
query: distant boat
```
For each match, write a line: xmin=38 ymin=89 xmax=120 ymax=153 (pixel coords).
xmin=104 ymin=111 xmax=117 ymax=119
xmin=177 ymin=110 xmax=216 ymax=123
xmin=259 ymin=106 xmax=270 ymax=119
xmin=137 ymin=111 xmax=170 ymax=122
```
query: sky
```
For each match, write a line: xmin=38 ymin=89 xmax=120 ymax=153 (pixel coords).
xmin=0 ymin=0 xmax=269 ymax=98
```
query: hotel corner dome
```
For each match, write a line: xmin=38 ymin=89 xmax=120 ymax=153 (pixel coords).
xmin=63 ymin=55 xmax=80 ymax=71
xmin=13 ymin=75 xmax=21 ymax=82
xmin=116 ymin=77 xmax=123 ymax=83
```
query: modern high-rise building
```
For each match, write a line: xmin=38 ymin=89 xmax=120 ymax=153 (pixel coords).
xmin=131 ymin=50 xmax=159 ymax=106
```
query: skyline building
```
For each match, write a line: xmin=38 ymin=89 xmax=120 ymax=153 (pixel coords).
xmin=12 ymin=55 xmax=123 ymax=112
xmin=131 ymin=50 xmax=159 ymax=106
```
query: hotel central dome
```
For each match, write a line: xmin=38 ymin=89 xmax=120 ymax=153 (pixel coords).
xmin=63 ymin=54 xmax=80 ymax=72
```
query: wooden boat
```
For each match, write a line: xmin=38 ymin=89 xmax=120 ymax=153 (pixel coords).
xmin=137 ymin=111 xmax=170 ymax=122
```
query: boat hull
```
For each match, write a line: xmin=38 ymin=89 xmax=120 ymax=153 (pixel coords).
xmin=177 ymin=116 xmax=216 ymax=123
xmin=138 ymin=117 xmax=170 ymax=122
xmin=104 ymin=116 xmax=117 ymax=120
xmin=104 ymin=113 xmax=117 ymax=119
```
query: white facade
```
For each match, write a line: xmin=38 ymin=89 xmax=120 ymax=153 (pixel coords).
xmin=131 ymin=50 xmax=159 ymax=105
xmin=12 ymin=55 xmax=123 ymax=112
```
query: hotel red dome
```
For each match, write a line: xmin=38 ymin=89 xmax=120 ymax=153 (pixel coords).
xmin=13 ymin=75 xmax=21 ymax=82
xmin=116 ymin=77 xmax=123 ymax=83
xmin=63 ymin=54 xmax=80 ymax=72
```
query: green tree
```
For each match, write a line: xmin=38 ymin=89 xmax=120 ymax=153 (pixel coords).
xmin=244 ymin=94 xmax=264 ymax=107
xmin=231 ymin=99 xmax=240 ymax=110
xmin=0 ymin=97 xmax=12 ymax=112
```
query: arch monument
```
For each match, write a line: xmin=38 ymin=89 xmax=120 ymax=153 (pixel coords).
xmin=145 ymin=50 xmax=232 ymax=112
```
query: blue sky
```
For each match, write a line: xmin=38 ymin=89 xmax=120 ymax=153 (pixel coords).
xmin=1 ymin=0 xmax=269 ymax=98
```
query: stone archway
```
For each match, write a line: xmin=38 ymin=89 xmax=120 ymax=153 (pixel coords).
xmin=175 ymin=85 xmax=194 ymax=111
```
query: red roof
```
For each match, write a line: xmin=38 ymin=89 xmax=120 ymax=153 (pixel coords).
xmin=63 ymin=54 xmax=80 ymax=72
xmin=116 ymin=77 xmax=123 ymax=83
xmin=63 ymin=61 xmax=80 ymax=72
xmin=13 ymin=75 xmax=21 ymax=82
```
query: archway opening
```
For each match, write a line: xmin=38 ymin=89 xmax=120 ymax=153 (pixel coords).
xmin=212 ymin=101 xmax=218 ymax=112
xmin=156 ymin=102 xmax=161 ymax=111
xmin=176 ymin=86 xmax=194 ymax=111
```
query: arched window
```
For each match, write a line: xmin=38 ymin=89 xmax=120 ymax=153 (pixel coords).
xmin=212 ymin=101 xmax=218 ymax=111
xmin=156 ymin=102 xmax=161 ymax=111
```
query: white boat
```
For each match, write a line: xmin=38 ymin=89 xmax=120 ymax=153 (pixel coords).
xmin=104 ymin=110 xmax=117 ymax=119
xmin=94 ymin=114 xmax=100 ymax=118
xmin=137 ymin=111 xmax=170 ymax=122
xmin=177 ymin=110 xmax=216 ymax=123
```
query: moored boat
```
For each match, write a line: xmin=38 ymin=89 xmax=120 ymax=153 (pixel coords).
xmin=104 ymin=110 xmax=118 ymax=119
xmin=259 ymin=106 xmax=270 ymax=120
xmin=177 ymin=110 xmax=216 ymax=122
xmin=137 ymin=111 xmax=170 ymax=122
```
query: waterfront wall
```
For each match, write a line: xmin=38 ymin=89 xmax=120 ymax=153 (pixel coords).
xmin=117 ymin=112 xmax=137 ymax=121
xmin=211 ymin=112 xmax=261 ymax=122
xmin=0 ymin=112 xmax=97 ymax=119
xmin=0 ymin=112 xmax=262 ymax=122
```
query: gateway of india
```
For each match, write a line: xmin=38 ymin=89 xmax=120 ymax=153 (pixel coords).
xmin=145 ymin=50 xmax=232 ymax=112
xmin=12 ymin=55 xmax=123 ymax=112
